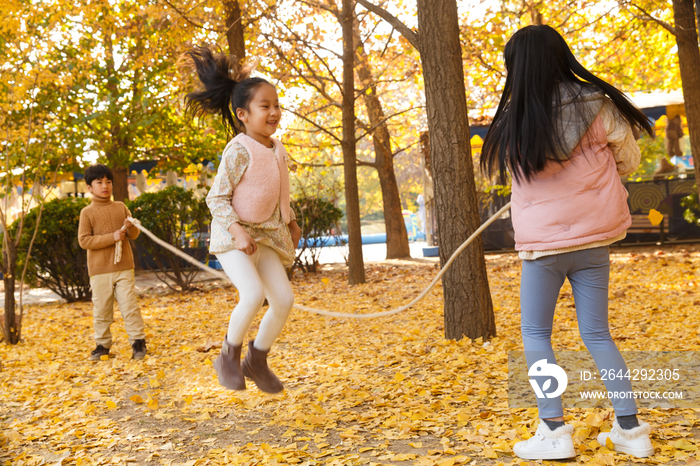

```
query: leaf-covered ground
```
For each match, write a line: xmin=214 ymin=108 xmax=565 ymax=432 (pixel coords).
xmin=1 ymin=245 xmax=699 ymax=466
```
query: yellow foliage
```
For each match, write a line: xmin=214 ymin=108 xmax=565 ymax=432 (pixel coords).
xmin=1 ymin=250 xmax=699 ymax=464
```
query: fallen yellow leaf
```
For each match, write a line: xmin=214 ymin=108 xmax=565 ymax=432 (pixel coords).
xmin=605 ymin=437 xmax=614 ymax=450
xmin=648 ymin=208 xmax=664 ymax=226
xmin=675 ymin=439 xmax=697 ymax=451
xmin=585 ymin=413 xmax=604 ymax=427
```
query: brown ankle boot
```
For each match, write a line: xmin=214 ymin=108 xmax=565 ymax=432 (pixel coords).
xmin=213 ymin=337 xmax=245 ymax=390
xmin=241 ymin=341 xmax=284 ymax=394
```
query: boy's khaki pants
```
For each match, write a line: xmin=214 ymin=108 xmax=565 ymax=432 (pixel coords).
xmin=91 ymin=269 xmax=145 ymax=347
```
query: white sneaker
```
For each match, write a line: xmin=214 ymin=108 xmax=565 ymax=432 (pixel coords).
xmin=597 ymin=420 xmax=654 ymax=457
xmin=513 ymin=422 xmax=576 ymax=460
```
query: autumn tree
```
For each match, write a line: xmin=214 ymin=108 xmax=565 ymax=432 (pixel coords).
xmin=340 ymin=0 xmax=366 ymax=284
xmin=618 ymin=0 xmax=700 ymax=186
xmin=0 ymin=1 xmax=65 ymax=343
xmin=50 ymin=0 xmax=220 ymax=201
xmin=351 ymin=12 xmax=412 ymax=259
xmin=460 ymin=1 xmax=681 ymax=125
xmin=263 ymin=1 xmax=420 ymax=264
xmin=670 ymin=0 xmax=700 ymax=183
xmin=358 ymin=0 xmax=496 ymax=340
xmin=160 ymin=0 xmax=279 ymax=63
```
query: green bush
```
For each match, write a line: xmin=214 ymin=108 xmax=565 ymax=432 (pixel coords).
xmin=292 ymin=196 xmax=344 ymax=274
xmin=681 ymin=186 xmax=700 ymax=226
xmin=12 ymin=197 xmax=91 ymax=302
xmin=127 ymin=186 xmax=210 ymax=291
xmin=629 ymin=133 xmax=665 ymax=180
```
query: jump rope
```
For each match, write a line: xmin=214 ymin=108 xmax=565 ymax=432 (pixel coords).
xmin=119 ymin=201 xmax=511 ymax=318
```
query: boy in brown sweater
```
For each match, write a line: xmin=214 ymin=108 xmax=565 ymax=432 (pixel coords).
xmin=78 ymin=164 xmax=147 ymax=361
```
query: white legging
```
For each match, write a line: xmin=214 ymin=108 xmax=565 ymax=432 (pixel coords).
xmin=216 ymin=245 xmax=294 ymax=351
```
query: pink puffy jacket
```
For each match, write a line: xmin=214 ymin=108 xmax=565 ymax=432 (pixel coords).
xmin=230 ymin=133 xmax=291 ymax=225
xmin=511 ymin=116 xmax=631 ymax=251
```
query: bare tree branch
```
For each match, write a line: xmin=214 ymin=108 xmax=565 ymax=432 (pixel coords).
xmin=298 ymin=0 xmax=340 ymax=19
xmin=285 ymin=147 xmax=375 ymax=168
xmin=391 ymin=138 xmax=422 ymax=158
xmin=19 ymin=145 xmax=64 ymax=324
xmin=355 ymin=106 xmax=423 ymax=142
xmin=355 ymin=0 xmax=419 ymax=49
xmin=15 ymin=73 xmax=41 ymax=246
xmin=214 ymin=2 xmax=278 ymax=49
xmin=265 ymin=19 xmax=344 ymax=96
xmin=622 ymin=1 xmax=676 ymax=35
xmin=265 ymin=33 xmax=342 ymax=104
xmin=159 ymin=0 xmax=215 ymax=35
xmin=160 ymin=0 xmax=215 ymax=30
xmin=283 ymin=106 xmax=343 ymax=143
xmin=558 ymin=4 xmax=616 ymax=34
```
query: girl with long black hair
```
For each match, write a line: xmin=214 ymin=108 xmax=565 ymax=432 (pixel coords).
xmin=481 ymin=25 xmax=655 ymax=460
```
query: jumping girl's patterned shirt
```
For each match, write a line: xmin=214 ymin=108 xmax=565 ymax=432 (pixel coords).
xmin=207 ymin=141 xmax=296 ymax=267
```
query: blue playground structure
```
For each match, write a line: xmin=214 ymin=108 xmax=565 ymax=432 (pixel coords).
xmin=299 ymin=210 xmax=426 ymax=249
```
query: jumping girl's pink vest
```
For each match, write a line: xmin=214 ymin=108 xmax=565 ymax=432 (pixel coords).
xmin=511 ymin=116 xmax=631 ymax=251
xmin=229 ymin=133 xmax=291 ymax=224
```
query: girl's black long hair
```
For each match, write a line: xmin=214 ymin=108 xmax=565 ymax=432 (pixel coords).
xmin=480 ymin=25 xmax=653 ymax=183
xmin=182 ymin=46 xmax=271 ymax=135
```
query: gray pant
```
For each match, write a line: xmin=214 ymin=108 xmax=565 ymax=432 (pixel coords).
xmin=520 ymin=246 xmax=637 ymax=418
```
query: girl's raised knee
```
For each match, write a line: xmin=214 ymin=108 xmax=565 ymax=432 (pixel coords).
xmin=239 ymin=287 xmax=266 ymax=309
xmin=269 ymin=291 xmax=294 ymax=315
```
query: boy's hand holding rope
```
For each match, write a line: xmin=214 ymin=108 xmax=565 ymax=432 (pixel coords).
xmin=125 ymin=202 xmax=511 ymax=319
xmin=114 ymin=219 xmax=135 ymax=265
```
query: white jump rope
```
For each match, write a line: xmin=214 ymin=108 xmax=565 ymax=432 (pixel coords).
xmin=119 ymin=202 xmax=511 ymax=318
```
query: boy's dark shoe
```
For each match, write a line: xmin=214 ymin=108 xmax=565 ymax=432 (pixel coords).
xmin=90 ymin=345 xmax=110 ymax=361
xmin=132 ymin=339 xmax=147 ymax=360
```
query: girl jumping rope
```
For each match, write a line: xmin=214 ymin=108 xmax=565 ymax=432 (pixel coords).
xmin=183 ymin=46 xmax=302 ymax=394
xmin=481 ymin=26 xmax=654 ymax=460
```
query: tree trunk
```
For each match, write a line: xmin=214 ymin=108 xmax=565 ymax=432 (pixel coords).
xmin=672 ymin=0 xmax=700 ymax=184
xmin=223 ymin=0 xmax=245 ymax=61
xmin=103 ymin=30 xmax=130 ymax=203
xmin=342 ymin=0 xmax=365 ymax=284
xmin=353 ymin=21 xmax=411 ymax=259
xmin=416 ymin=0 xmax=495 ymax=340
xmin=420 ymin=131 xmax=436 ymax=246
xmin=526 ymin=1 xmax=544 ymax=25
xmin=2 ymin=245 xmax=20 ymax=344
xmin=376 ymin=161 xmax=410 ymax=258
xmin=112 ymin=166 xmax=129 ymax=202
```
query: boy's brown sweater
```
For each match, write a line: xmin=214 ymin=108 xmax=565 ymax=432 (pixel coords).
xmin=78 ymin=197 xmax=140 ymax=277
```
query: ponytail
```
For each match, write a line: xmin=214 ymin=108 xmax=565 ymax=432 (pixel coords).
xmin=182 ymin=46 xmax=274 ymax=135
xmin=183 ymin=46 xmax=239 ymax=134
